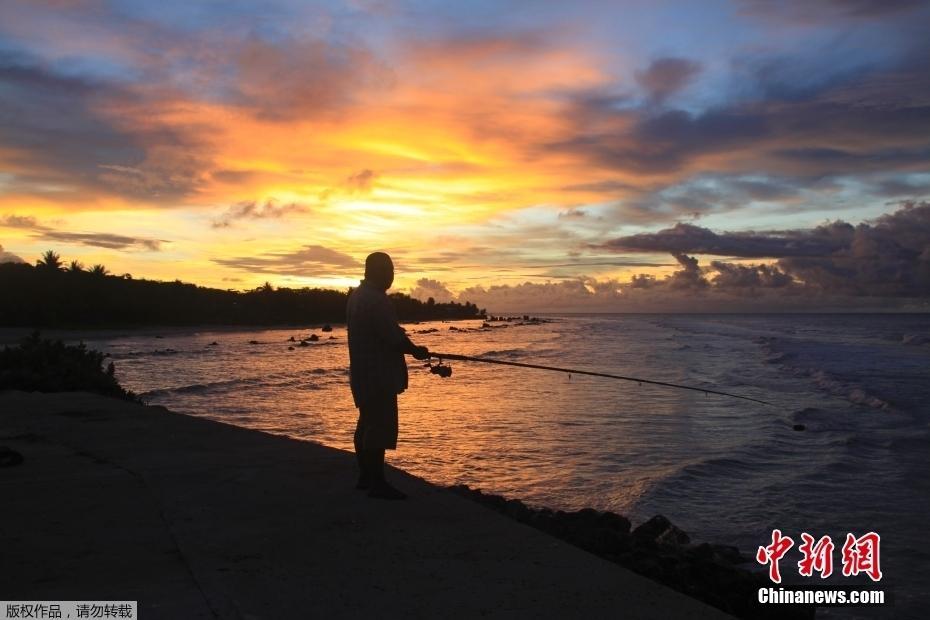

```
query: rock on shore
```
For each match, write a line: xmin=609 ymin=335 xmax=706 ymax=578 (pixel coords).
xmin=449 ymin=485 xmax=814 ymax=620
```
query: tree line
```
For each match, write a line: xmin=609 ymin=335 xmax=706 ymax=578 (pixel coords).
xmin=0 ymin=251 xmax=485 ymax=327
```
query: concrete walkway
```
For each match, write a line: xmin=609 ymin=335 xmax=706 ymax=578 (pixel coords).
xmin=0 ymin=391 xmax=730 ymax=619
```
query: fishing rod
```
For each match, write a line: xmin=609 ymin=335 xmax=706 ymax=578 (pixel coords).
xmin=426 ymin=352 xmax=774 ymax=406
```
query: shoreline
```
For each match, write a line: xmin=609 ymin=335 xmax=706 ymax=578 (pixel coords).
xmin=1 ymin=390 xmax=732 ymax=619
xmin=0 ymin=317 xmax=486 ymax=344
xmin=0 ymin=315 xmax=552 ymax=347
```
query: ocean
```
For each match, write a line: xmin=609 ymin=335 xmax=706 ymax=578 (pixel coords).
xmin=10 ymin=314 xmax=929 ymax=617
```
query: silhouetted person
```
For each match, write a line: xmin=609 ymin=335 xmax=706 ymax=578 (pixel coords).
xmin=347 ymin=252 xmax=429 ymax=500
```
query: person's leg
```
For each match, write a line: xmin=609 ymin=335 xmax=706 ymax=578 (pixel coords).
xmin=366 ymin=448 xmax=384 ymax=482
xmin=354 ymin=409 xmax=371 ymax=490
xmin=367 ymin=448 xmax=405 ymax=499
xmin=367 ymin=395 xmax=406 ymax=500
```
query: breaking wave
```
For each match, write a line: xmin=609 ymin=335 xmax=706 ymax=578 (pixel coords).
xmin=758 ymin=337 xmax=892 ymax=410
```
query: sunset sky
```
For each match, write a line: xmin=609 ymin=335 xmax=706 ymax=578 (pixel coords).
xmin=1 ymin=0 xmax=929 ymax=311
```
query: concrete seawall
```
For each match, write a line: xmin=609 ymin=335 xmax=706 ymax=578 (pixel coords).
xmin=1 ymin=391 xmax=729 ymax=619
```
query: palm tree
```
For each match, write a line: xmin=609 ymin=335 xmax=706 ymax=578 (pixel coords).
xmin=90 ymin=264 xmax=109 ymax=277
xmin=68 ymin=260 xmax=84 ymax=273
xmin=37 ymin=250 xmax=62 ymax=271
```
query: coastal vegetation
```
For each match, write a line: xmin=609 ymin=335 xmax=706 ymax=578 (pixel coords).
xmin=0 ymin=251 xmax=485 ymax=327
xmin=0 ymin=332 xmax=138 ymax=401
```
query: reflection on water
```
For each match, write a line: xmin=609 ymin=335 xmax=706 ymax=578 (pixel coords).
xmin=15 ymin=313 xmax=929 ymax=617
xmin=100 ymin=317 xmax=784 ymax=516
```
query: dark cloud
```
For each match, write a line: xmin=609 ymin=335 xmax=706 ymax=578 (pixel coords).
xmin=872 ymin=177 xmax=930 ymax=197
xmin=551 ymin=107 xmax=770 ymax=175
xmin=212 ymin=244 xmax=361 ymax=276
xmin=557 ymin=207 xmax=587 ymax=218
xmin=344 ymin=169 xmax=377 ymax=193
xmin=39 ymin=231 xmax=165 ymax=251
xmin=621 ymin=174 xmax=837 ymax=225
xmin=540 ymin=37 xmax=930 ymax=228
xmin=667 ymin=252 xmax=709 ymax=289
xmin=635 ymin=57 xmax=702 ymax=104
xmin=425 ymin=223 xmax=929 ymax=310
xmin=0 ymin=214 xmax=39 ymax=228
xmin=543 ymin=258 xmax=675 ymax=268
xmin=710 ymin=261 xmax=793 ymax=288
xmin=453 ymin=250 xmax=924 ymax=312
xmin=600 ymin=176 xmax=795 ymax=224
xmin=210 ymin=169 xmax=259 ymax=184
xmin=0 ymin=51 xmax=208 ymax=201
xmin=212 ymin=199 xmax=309 ymax=228
xmin=1 ymin=214 xmax=165 ymax=250
xmin=0 ymin=243 xmax=24 ymax=263
xmin=560 ymin=179 xmax=638 ymax=194
xmin=0 ymin=54 xmax=139 ymax=181
xmin=779 ymin=201 xmax=930 ymax=295
xmin=624 ymin=253 xmax=794 ymax=295
xmin=453 ymin=265 xmax=798 ymax=312
xmin=1 ymin=0 xmax=393 ymax=122
xmin=601 ymin=175 xmax=801 ymax=223
xmin=770 ymin=145 xmax=930 ymax=174
xmin=605 ymin=221 xmax=847 ymax=258
xmin=736 ymin=0 xmax=927 ymax=21
xmin=606 ymin=201 xmax=930 ymax=296
xmin=549 ymin=46 xmax=930 ymax=186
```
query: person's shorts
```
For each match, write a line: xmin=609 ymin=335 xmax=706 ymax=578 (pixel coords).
xmin=355 ymin=393 xmax=399 ymax=450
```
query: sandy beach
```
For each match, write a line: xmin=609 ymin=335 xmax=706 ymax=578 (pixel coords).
xmin=1 ymin=390 xmax=729 ymax=619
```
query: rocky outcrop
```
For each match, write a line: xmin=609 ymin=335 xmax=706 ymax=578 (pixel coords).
xmin=448 ymin=485 xmax=814 ymax=620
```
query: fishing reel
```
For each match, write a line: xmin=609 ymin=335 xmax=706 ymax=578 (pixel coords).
xmin=425 ymin=356 xmax=453 ymax=378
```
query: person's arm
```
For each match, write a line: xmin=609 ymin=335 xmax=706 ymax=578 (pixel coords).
xmin=398 ymin=331 xmax=430 ymax=359
xmin=375 ymin=295 xmax=429 ymax=359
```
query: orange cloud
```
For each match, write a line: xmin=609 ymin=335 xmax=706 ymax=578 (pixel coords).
xmin=2 ymin=1 xmax=928 ymax=306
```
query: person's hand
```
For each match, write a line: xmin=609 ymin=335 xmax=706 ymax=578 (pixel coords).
xmin=412 ymin=345 xmax=430 ymax=360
